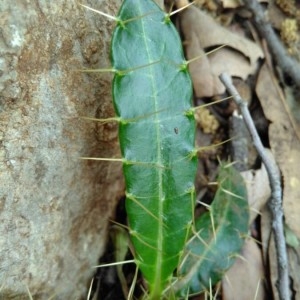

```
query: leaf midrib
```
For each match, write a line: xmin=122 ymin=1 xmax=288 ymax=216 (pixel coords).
xmin=138 ymin=1 xmax=164 ymax=294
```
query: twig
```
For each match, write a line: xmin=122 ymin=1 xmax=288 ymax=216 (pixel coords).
xmin=219 ymin=73 xmax=290 ymax=300
xmin=243 ymin=0 xmax=300 ymax=91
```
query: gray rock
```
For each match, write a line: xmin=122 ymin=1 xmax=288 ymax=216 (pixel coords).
xmin=0 ymin=0 xmax=124 ymax=299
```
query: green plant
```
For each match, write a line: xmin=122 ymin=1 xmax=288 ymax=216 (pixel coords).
xmin=174 ymin=164 xmax=249 ymax=297
xmin=82 ymin=1 xmax=249 ymax=299
xmin=111 ymin=1 xmax=197 ymax=298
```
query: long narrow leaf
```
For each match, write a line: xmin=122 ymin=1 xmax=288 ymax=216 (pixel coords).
xmin=111 ymin=0 xmax=197 ymax=297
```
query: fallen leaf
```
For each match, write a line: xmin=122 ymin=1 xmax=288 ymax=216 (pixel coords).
xmin=256 ymin=63 xmax=300 ymax=239
xmin=209 ymin=47 xmax=260 ymax=93
xmin=220 ymin=0 xmax=241 ymax=9
xmin=268 ymin=0 xmax=286 ymax=30
xmin=179 ymin=6 xmax=264 ymax=97
xmin=222 ymin=239 xmax=266 ymax=300
xmin=241 ymin=163 xmax=271 ymax=224
xmin=184 ymin=31 xmax=215 ymax=97
xmin=221 ymin=0 xmax=269 ymax=9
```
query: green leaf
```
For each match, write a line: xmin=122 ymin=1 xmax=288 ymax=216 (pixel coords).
xmin=175 ymin=164 xmax=249 ymax=297
xmin=111 ymin=0 xmax=197 ymax=297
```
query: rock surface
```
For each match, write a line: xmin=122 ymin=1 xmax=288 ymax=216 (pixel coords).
xmin=0 ymin=1 xmax=123 ymax=298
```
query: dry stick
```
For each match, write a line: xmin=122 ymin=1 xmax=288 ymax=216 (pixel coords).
xmin=243 ymin=0 xmax=300 ymax=91
xmin=219 ymin=73 xmax=290 ymax=300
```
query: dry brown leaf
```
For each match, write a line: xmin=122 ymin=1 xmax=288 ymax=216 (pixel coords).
xmin=256 ymin=63 xmax=300 ymax=239
xmin=222 ymin=239 xmax=266 ymax=300
xmin=185 ymin=32 xmax=215 ymax=97
xmin=221 ymin=0 xmax=269 ymax=9
xmin=179 ymin=6 xmax=264 ymax=97
xmin=241 ymin=164 xmax=271 ymax=224
xmin=268 ymin=0 xmax=286 ymax=30
xmin=221 ymin=0 xmax=241 ymax=9
xmin=209 ymin=47 xmax=260 ymax=94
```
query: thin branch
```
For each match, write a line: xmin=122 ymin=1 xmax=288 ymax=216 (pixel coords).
xmin=219 ymin=72 xmax=290 ymax=300
xmin=243 ymin=0 xmax=300 ymax=91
